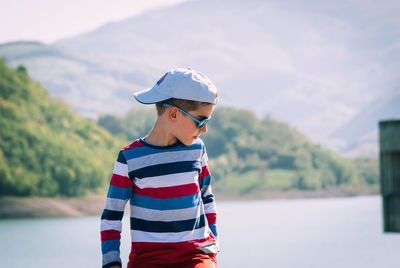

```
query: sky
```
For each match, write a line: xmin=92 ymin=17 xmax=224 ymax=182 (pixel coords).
xmin=0 ymin=0 xmax=187 ymax=44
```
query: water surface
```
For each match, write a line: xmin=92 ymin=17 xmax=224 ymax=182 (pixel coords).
xmin=0 ymin=196 xmax=399 ymax=267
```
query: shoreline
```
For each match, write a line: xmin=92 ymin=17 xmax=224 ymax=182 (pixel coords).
xmin=0 ymin=195 xmax=107 ymax=219
xmin=0 ymin=188 xmax=378 ymax=219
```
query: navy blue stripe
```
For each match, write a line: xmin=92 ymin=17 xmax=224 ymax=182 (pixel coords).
xmin=101 ymin=209 xmax=124 ymax=221
xmin=117 ymin=151 xmax=127 ymax=164
xmin=130 ymin=193 xmax=201 ymax=210
xmin=130 ymin=214 xmax=206 ymax=233
xmin=130 ymin=161 xmax=201 ymax=178
xmin=202 ymin=194 xmax=215 ymax=204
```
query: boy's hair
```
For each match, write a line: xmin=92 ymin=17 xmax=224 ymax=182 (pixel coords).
xmin=155 ymin=98 xmax=215 ymax=116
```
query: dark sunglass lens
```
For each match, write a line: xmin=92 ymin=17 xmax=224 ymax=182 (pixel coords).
xmin=198 ymin=120 xmax=207 ymax=128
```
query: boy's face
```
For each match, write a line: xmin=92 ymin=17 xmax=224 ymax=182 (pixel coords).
xmin=172 ymin=104 xmax=215 ymax=146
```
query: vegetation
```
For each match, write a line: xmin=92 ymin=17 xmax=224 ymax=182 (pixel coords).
xmin=0 ymin=59 xmax=379 ymax=198
xmin=0 ymin=59 xmax=124 ymax=197
xmin=98 ymin=107 xmax=380 ymax=196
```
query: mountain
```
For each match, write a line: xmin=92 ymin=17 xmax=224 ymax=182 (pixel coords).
xmin=0 ymin=59 xmax=124 ymax=197
xmin=0 ymin=41 xmax=159 ymax=118
xmin=1 ymin=0 xmax=398 ymax=156
xmin=329 ymin=88 xmax=400 ymax=156
xmin=54 ymin=0 xmax=400 ymax=145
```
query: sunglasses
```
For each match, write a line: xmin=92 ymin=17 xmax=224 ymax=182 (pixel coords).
xmin=163 ymin=104 xmax=210 ymax=128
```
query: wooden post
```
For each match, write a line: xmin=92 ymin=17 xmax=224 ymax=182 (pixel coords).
xmin=379 ymin=119 xmax=400 ymax=233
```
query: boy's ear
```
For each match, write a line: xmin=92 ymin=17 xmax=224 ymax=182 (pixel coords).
xmin=167 ymin=107 xmax=178 ymax=121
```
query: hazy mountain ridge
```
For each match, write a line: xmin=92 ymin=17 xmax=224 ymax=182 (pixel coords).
xmin=329 ymin=88 xmax=400 ymax=156
xmin=1 ymin=0 xmax=398 ymax=156
xmin=54 ymin=0 xmax=400 ymax=153
xmin=0 ymin=41 xmax=159 ymax=118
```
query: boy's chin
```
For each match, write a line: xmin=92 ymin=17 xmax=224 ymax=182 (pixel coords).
xmin=180 ymin=137 xmax=198 ymax=146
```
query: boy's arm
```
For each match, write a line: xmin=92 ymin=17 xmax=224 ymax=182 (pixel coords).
xmin=199 ymin=148 xmax=218 ymax=239
xmin=100 ymin=151 xmax=132 ymax=268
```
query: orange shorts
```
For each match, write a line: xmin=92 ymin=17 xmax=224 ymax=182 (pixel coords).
xmin=127 ymin=248 xmax=217 ymax=268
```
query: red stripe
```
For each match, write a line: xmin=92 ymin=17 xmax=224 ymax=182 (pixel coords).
xmin=101 ymin=229 xmax=121 ymax=242
xmin=133 ymin=183 xmax=200 ymax=199
xmin=110 ymin=174 xmax=132 ymax=188
xmin=121 ymin=139 xmax=144 ymax=151
xmin=199 ymin=165 xmax=210 ymax=180
xmin=131 ymin=234 xmax=215 ymax=253
xmin=206 ymin=213 xmax=217 ymax=225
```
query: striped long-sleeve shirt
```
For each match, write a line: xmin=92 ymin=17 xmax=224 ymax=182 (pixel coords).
xmin=100 ymin=138 xmax=218 ymax=268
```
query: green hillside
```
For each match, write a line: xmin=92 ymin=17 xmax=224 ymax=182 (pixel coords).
xmin=98 ymin=107 xmax=379 ymax=196
xmin=0 ymin=59 xmax=124 ymax=197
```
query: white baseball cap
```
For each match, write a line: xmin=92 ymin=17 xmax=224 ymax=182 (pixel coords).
xmin=133 ymin=67 xmax=218 ymax=104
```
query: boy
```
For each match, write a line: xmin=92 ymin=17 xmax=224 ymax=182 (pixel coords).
xmin=100 ymin=68 xmax=219 ymax=268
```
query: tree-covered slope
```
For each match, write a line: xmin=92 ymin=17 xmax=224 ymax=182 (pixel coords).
xmin=0 ymin=60 xmax=124 ymax=197
xmin=204 ymin=108 xmax=378 ymax=194
xmin=98 ymin=107 xmax=379 ymax=196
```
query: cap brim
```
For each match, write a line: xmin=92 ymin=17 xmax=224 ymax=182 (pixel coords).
xmin=133 ymin=87 xmax=171 ymax=104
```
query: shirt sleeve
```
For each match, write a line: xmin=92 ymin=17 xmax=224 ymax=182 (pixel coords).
xmin=100 ymin=150 xmax=132 ymax=268
xmin=199 ymin=146 xmax=218 ymax=239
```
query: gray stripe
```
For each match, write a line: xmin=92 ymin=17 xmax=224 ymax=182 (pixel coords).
xmin=100 ymin=219 xmax=122 ymax=232
xmin=130 ymin=204 xmax=204 ymax=222
xmin=204 ymin=202 xmax=217 ymax=213
xmin=133 ymin=171 xmax=198 ymax=188
xmin=104 ymin=197 xmax=128 ymax=211
xmin=127 ymin=149 xmax=201 ymax=171
xmin=102 ymin=250 xmax=121 ymax=266
xmin=113 ymin=161 xmax=128 ymax=177
xmin=131 ymin=225 xmax=210 ymax=243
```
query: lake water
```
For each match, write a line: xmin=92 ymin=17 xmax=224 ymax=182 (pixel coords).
xmin=0 ymin=196 xmax=399 ymax=267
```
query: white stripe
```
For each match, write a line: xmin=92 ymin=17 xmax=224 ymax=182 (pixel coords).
xmin=131 ymin=225 xmax=211 ymax=243
xmin=104 ymin=197 xmax=127 ymax=212
xmin=204 ymin=202 xmax=217 ymax=213
xmin=201 ymin=151 xmax=208 ymax=166
xmin=127 ymin=149 xmax=202 ymax=171
xmin=113 ymin=161 xmax=128 ymax=177
xmin=101 ymin=219 xmax=122 ymax=232
xmin=130 ymin=204 xmax=204 ymax=222
xmin=103 ymin=250 xmax=121 ymax=266
xmin=134 ymin=171 xmax=198 ymax=188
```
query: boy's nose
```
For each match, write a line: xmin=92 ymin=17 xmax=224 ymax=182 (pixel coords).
xmin=200 ymin=124 xmax=208 ymax=133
